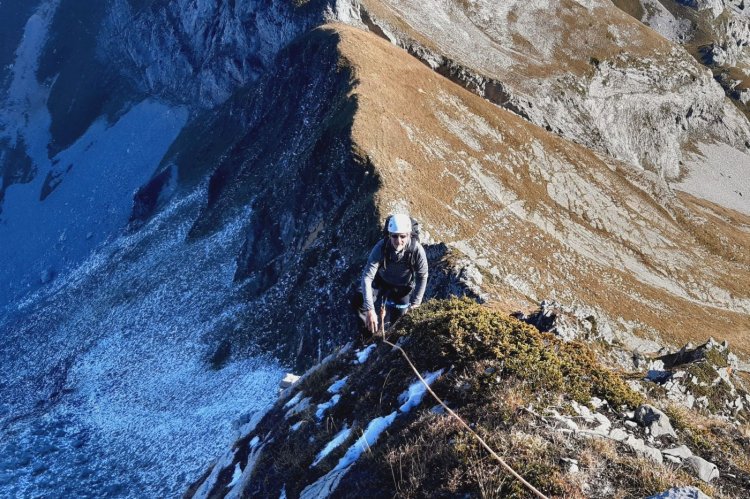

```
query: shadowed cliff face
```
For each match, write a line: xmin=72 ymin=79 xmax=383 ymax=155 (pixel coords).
xmin=177 ymin=29 xmax=381 ymax=368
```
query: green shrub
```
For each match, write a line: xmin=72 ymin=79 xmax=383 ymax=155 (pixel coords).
xmin=393 ymin=297 xmax=642 ymax=408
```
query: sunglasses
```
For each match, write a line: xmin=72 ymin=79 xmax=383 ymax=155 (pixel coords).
xmin=390 ymin=234 xmax=409 ymax=240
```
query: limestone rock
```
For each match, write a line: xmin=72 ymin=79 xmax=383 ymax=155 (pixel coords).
xmin=635 ymin=405 xmax=677 ymax=438
xmin=662 ymin=445 xmax=694 ymax=461
xmin=624 ymin=435 xmax=663 ymax=464
xmin=647 ymin=486 xmax=711 ymax=499
xmin=609 ymin=428 xmax=629 ymax=442
xmin=685 ymin=455 xmax=720 ymax=482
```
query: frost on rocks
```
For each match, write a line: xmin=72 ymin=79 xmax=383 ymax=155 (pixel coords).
xmin=285 ymin=397 xmax=312 ymax=419
xmin=192 ymin=447 xmax=237 ymax=499
xmin=283 ymin=392 xmax=304 ymax=410
xmin=647 ymin=486 xmax=711 ymax=499
xmin=224 ymin=442 xmax=265 ymax=499
xmin=398 ymin=370 xmax=444 ymax=413
xmin=0 ymin=191 xmax=284 ymax=499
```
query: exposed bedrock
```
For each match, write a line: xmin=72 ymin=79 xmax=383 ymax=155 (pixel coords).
xmin=337 ymin=0 xmax=750 ymax=178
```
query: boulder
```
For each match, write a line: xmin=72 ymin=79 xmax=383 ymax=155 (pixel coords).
xmin=635 ymin=404 xmax=677 ymax=438
xmin=609 ymin=428 xmax=629 ymax=442
xmin=685 ymin=455 xmax=720 ymax=482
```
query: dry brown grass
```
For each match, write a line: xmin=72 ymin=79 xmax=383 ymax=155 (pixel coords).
xmin=326 ymin=23 xmax=750 ymax=360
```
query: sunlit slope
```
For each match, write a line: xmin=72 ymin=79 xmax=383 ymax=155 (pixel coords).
xmin=333 ymin=24 xmax=750 ymax=356
xmin=354 ymin=0 xmax=750 ymax=180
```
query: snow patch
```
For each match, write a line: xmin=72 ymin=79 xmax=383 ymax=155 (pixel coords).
xmin=285 ymin=397 xmax=312 ymax=419
xmin=283 ymin=392 xmax=304 ymax=410
xmin=675 ymin=142 xmax=750 ymax=216
xmin=311 ymin=426 xmax=352 ymax=467
xmin=353 ymin=344 xmax=376 ymax=364
xmin=316 ymin=394 xmax=341 ymax=421
xmin=301 ymin=412 xmax=397 ymax=498
xmin=327 ymin=377 xmax=349 ymax=394
xmin=398 ymin=370 xmax=444 ymax=413
xmin=227 ymin=463 xmax=242 ymax=488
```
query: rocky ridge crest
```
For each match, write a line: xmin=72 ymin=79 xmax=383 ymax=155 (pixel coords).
xmin=187 ymin=299 xmax=750 ymax=498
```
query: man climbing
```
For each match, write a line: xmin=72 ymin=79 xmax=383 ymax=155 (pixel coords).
xmin=360 ymin=213 xmax=428 ymax=334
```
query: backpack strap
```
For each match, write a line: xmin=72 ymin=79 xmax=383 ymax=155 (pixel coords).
xmin=380 ymin=237 xmax=417 ymax=276
xmin=407 ymin=238 xmax=418 ymax=274
xmin=380 ymin=237 xmax=388 ymax=270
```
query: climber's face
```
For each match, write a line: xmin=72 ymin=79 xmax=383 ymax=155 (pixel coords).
xmin=389 ymin=233 xmax=409 ymax=252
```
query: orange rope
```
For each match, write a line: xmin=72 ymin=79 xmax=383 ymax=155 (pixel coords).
xmin=376 ymin=320 xmax=549 ymax=499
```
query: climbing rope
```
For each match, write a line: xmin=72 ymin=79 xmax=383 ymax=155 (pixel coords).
xmin=375 ymin=309 xmax=549 ymax=499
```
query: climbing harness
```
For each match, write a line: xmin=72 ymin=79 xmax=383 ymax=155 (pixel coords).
xmin=375 ymin=307 xmax=549 ymax=499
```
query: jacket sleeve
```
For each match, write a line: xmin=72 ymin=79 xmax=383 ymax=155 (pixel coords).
xmin=410 ymin=243 xmax=429 ymax=306
xmin=361 ymin=240 xmax=383 ymax=311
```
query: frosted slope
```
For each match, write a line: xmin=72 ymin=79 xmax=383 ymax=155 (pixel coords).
xmin=0 ymin=189 xmax=284 ymax=498
xmin=0 ymin=1 xmax=188 ymax=311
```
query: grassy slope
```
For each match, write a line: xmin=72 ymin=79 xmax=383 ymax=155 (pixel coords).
xmin=190 ymin=298 xmax=750 ymax=497
xmin=332 ymin=24 xmax=750 ymax=358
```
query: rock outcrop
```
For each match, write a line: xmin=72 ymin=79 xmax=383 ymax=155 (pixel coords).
xmin=187 ymin=299 xmax=750 ymax=497
xmin=341 ymin=0 xmax=750 ymax=179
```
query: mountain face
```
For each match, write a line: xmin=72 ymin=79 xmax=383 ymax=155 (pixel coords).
xmin=187 ymin=299 xmax=750 ymax=498
xmin=1 ymin=0 xmax=749 ymax=497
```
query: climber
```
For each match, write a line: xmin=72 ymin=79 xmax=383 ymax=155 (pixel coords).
xmin=358 ymin=213 xmax=428 ymax=334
